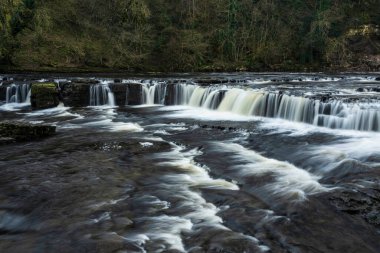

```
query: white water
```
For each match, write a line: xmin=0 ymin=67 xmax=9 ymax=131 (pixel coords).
xmin=140 ymin=82 xmax=380 ymax=132
xmin=121 ymin=143 xmax=270 ymax=252
xmin=6 ymin=84 xmax=31 ymax=103
xmin=89 ymin=83 xmax=115 ymax=106
xmin=212 ymin=142 xmax=328 ymax=202
xmin=141 ymin=81 xmax=167 ymax=105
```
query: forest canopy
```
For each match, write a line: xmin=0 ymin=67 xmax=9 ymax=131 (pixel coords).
xmin=0 ymin=0 xmax=379 ymax=72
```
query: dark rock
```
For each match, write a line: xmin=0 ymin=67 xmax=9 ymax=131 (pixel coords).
xmin=113 ymin=79 xmax=122 ymax=83
xmin=320 ymin=159 xmax=372 ymax=184
xmin=60 ymin=82 xmax=91 ymax=107
xmin=196 ymin=78 xmax=229 ymax=85
xmin=356 ymin=87 xmax=365 ymax=92
xmin=1 ymin=80 xmax=13 ymax=86
xmin=70 ymin=79 xmax=100 ymax=84
xmin=0 ymin=121 xmax=56 ymax=141
xmin=365 ymin=211 xmax=380 ymax=225
xmin=371 ymin=87 xmax=380 ymax=92
xmin=125 ymin=83 xmax=143 ymax=105
xmin=0 ymin=86 xmax=7 ymax=101
xmin=109 ymin=83 xmax=127 ymax=106
xmin=112 ymin=217 xmax=133 ymax=230
xmin=31 ymin=83 xmax=60 ymax=110
xmin=0 ymin=137 xmax=15 ymax=145
xmin=375 ymin=77 xmax=380 ymax=81
xmin=164 ymin=83 xmax=175 ymax=105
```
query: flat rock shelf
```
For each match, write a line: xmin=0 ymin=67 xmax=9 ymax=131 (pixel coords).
xmin=0 ymin=73 xmax=380 ymax=253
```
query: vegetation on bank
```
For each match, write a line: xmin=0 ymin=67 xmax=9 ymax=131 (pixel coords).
xmin=0 ymin=0 xmax=379 ymax=72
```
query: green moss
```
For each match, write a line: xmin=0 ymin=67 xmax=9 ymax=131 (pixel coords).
xmin=31 ymin=82 xmax=56 ymax=92
xmin=0 ymin=121 xmax=56 ymax=141
xmin=30 ymin=82 xmax=59 ymax=109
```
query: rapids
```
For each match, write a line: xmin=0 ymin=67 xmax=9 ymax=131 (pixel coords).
xmin=0 ymin=73 xmax=380 ymax=253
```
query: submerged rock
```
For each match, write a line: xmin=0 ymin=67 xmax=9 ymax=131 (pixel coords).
xmin=0 ymin=121 xmax=56 ymax=142
xmin=30 ymin=83 xmax=59 ymax=110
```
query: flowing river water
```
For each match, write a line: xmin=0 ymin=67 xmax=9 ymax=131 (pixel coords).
xmin=0 ymin=73 xmax=380 ymax=253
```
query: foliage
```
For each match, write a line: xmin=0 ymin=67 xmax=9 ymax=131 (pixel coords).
xmin=0 ymin=0 xmax=379 ymax=71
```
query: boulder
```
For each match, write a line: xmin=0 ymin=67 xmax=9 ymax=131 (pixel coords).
xmin=109 ymin=83 xmax=127 ymax=106
xmin=0 ymin=121 xmax=56 ymax=142
xmin=125 ymin=83 xmax=143 ymax=105
xmin=0 ymin=85 xmax=8 ymax=101
xmin=30 ymin=83 xmax=59 ymax=110
xmin=164 ymin=83 xmax=175 ymax=105
xmin=60 ymin=82 xmax=91 ymax=107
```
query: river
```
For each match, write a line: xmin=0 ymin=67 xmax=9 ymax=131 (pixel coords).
xmin=0 ymin=73 xmax=379 ymax=253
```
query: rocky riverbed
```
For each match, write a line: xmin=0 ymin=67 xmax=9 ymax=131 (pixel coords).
xmin=0 ymin=73 xmax=380 ymax=253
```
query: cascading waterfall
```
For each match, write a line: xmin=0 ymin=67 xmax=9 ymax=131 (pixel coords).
xmin=141 ymin=81 xmax=167 ymax=104
xmin=89 ymin=83 xmax=115 ymax=106
xmin=6 ymin=84 xmax=31 ymax=103
xmin=138 ymin=82 xmax=379 ymax=132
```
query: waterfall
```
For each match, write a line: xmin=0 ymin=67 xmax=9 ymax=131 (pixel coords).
xmin=173 ymin=83 xmax=197 ymax=105
xmin=89 ymin=84 xmax=115 ymax=106
xmin=141 ymin=81 xmax=167 ymax=104
xmin=6 ymin=84 xmax=31 ymax=103
xmin=137 ymin=82 xmax=379 ymax=132
xmin=215 ymin=90 xmax=379 ymax=132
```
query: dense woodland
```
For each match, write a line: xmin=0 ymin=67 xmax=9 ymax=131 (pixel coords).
xmin=0 ymin=0 xmax=379 ymax=72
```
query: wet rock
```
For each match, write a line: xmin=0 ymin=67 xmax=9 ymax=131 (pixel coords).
xmin=92 ymin=140 xmax=172 ymax=154
xmin=196 ymin=78 xmax=229 ymax=85
xmin=356 ymin=87 xmax=365 ymax=92
xmin=60 ymin=82 xmax=91 ymax=107
xmin=0 ymin=86 xmax=7 ymax=101
xmin=109 ymin=83 xmax=127 ymax=106
xmin=375 ymin=77 xmax=380 ymax=81
xmin=114 ymin=79 xmax=122 ymax=83
xmin=164 ymin=83 xmax=175 ymax=105
xmin=365 ymin=211 xmax=380 ymax=225
xmin=0 ymin=137 xmax=15 ymax=145
xmin=112 ymin=217 xmax=133 ymax=230
xmin=0 ymin=121 xmax=56 ymax=141
xmin=371 ymin=87 xmax=380 ymax=92
xmin=125 ymin=83 xmax=143 ymax=105
xmin=92 ymin=233 xmax=126 ymax=252
xmin=1 ymin=80 xmax=13 ymax=86
xmin=0 ymin=211 xmax=32 ymax=233
xmin=321 ymin=159 xmax=373 ymax=184
xmin=71 ymin=78 xmax=100 ymax=84
xmin=329 ymin=183 xmax=380 ymax=227
xmin=30 ymin=82 xmax=60 ymax=110
xmin=59 ymin=79 xmax=100 ymax=107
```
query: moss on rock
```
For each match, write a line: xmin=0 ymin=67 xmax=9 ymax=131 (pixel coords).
xmin=30 ymin=82 xmax=60 ymax=110
xmin=0 ymin=121 xmax=56 ymax=142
